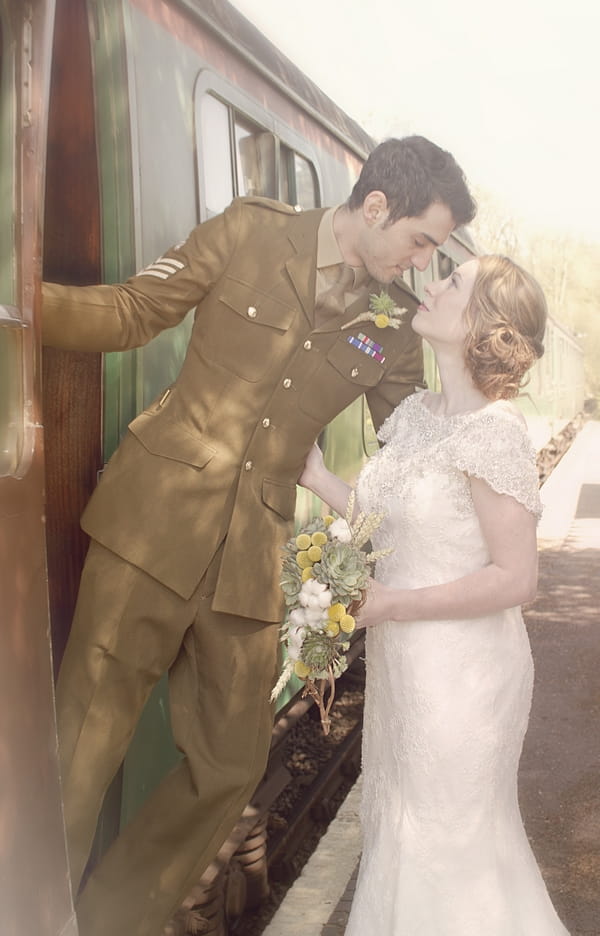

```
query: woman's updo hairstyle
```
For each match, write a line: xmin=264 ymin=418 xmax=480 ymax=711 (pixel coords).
xmin=463 ymin=255 xmax=547 ymax=400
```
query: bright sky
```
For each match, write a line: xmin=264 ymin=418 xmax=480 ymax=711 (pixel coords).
xmin=229 ymin=0 xmax=600 ymax=243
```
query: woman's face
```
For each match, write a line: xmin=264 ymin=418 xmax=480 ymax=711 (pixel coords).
xmin=412 ymin=258 xmax=479 ymax=349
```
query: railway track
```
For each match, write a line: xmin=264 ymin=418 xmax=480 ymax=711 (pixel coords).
xmin=536 ymin=413 xmax=586 ymax=485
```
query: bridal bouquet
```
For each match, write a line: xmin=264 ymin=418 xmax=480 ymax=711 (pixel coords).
xmin=272 ymin=491 xmax=390 ymax=734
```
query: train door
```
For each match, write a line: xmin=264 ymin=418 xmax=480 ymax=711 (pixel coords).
xmin=0 ymin=1 xmax=77 ymax=934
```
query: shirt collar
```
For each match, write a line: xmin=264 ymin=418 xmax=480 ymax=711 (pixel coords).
xmin=317 ymin=206 xmax=370 ymax=290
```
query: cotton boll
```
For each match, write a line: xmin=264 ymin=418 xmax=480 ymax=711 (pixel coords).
xmin=289 ymin=608 xmax=306 ymax=627
xmin=329 ymin=518 xmax=352 ymax=543
xmin=306 ymin=594 xmax=324 ymax=610
xmin=305 ymin=608 xmax=327 ymax=630
xmin=306 ymin=579 xmax=328 ymax=596
xmin=317 ymin=589 xmax=333 ymax=609
xmin=298 ymin=587 xmax=311 ymax=608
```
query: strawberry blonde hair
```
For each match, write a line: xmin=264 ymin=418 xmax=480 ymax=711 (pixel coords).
xmin=463 ymin=255 xmax=547 ymax=400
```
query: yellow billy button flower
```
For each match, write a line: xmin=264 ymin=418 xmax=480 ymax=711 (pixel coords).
xmin=340 ymin=614 xmax=356 ymax=634
xmin=295 ymin=533 xmax=311 ymax=550
xmin=296 ymin=550 xmax=313 ymax=569
xmin=311 ymin=531 xmax=328 ymax=547
xmin=327 ymin=602 xmax=346 ymax=622
xmin=307 ymin=545 xmax=322 ymax=563
xmin=326 ymin=620 xmax=340 ymax=638
xmin=301 ymin=566 xmax=314 ymax=583
xmin=324 ymin=515 xmax=335 ymax=526
xmin=294 ymin=660 xmax=311 ymax=679
xmin=374 ymin=313 xmax=390 ymax=328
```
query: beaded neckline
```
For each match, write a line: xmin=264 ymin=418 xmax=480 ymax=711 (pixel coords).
xmin=417 ymin=391 xmax=501 ymax=422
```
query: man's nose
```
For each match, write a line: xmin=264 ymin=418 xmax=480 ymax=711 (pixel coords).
xmin=411 ymin=245 xmax=435 ymax=272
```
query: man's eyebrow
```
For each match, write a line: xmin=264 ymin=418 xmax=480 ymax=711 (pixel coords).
xmin=423 ymin=233 xmax=441 ymax=248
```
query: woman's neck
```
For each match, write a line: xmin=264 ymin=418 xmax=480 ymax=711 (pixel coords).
xmin=432 ymin=353 xmax=490 ymax=416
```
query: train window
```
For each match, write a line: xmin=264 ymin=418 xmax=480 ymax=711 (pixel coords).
xmin=362 ymin=400 xmax=379 ymax=457
xmin=405 ymin=269 xmax=417 ymax=293
xmin=411 ymin=269 xmax=426 ymax=300
xmin=195 ymin=75 xmax=321 ymax=218
xmin=199 ymin=94 xmax=234 ymax=216
xmin=280 ymin=157 xmax=290 ymax=205
xmin=199 ymin=93 xmax=279 ymax=214
xmin=0 ymin=307 xmax=25 ymax=478
xmin=294 ymin=152 xmax=318 ymax=208
xmin=281 ymin=147 xmax=319 ymax=208
xmin=437 ymin=252 xmax=454 ymax=279
xmin=234 ymin=118 xmax=277 ymax=198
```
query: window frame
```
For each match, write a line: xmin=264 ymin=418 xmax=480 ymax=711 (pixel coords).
xmin=193 ymin=69 xmax=321 ymax=221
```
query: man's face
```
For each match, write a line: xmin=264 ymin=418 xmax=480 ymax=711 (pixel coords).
xmin=356 ymin=199 xmax=455 ymax=284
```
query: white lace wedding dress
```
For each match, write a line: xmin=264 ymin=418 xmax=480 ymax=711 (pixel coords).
xmin=346 ymin=391 xmax=569 ymax=936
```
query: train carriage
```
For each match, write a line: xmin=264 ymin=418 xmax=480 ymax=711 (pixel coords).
xmin=0 ymin=1 xmax=585 ymax=933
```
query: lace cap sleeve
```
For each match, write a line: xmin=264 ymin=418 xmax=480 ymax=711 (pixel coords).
xmin=376 ymin=390 xmax=422 ymax=443
xmin=449 ymin=407 xmax=542 ymax=518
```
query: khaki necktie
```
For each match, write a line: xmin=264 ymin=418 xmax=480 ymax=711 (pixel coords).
xmin=314 ymin=263 xmax=355 ymax=326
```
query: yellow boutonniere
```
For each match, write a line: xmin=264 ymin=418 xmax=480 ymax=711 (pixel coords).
xmin=341 ymin=290 xmax=407 ymax=331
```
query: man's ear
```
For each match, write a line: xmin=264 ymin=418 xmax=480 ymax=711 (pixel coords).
xmin=362 ymin=191 xmax=389 ymax=226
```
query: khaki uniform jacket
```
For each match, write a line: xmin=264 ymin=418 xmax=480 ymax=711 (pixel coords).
xmin=42 ymin=197 xmax=424 ymax=622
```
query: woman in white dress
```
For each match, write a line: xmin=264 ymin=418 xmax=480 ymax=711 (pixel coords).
xmin=299 ymin=255 xmax=570 ymax=935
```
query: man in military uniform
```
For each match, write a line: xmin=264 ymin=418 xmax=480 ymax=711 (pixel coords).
xmin=43 ymin=136 xmax=476 ymax=936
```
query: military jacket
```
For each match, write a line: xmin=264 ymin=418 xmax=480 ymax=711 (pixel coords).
xmin=42 ymin=197 xmax=424 ymax=621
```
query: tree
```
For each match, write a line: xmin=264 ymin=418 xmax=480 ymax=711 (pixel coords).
xmin=469 ymin=187 xmax=600 ymax=402
xmin=470 ymin=186 xmax=524 ymax=258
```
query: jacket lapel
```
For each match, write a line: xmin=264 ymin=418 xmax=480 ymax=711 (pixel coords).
xmin=285 ymin=208 xmax=326 ymax=327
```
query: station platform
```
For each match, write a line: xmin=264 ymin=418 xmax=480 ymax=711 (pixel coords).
xmin=262 ymin=420 xmax=600 ymax=936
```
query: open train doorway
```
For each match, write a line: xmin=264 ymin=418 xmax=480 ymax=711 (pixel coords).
xmin=0 ymin=1 xmax=77 ymax=932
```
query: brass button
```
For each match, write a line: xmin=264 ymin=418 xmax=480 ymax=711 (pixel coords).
xmin=303 ymin=339 xmax=312 ymax=350
xmin=283 ymin=378 xmax=292 ymax=388
xmin=244 ymin=460 xmax=253 ymax=471
xmin=262 ymin=418 xmax=270 ymax=428
xmin=247 ymin=306 xmax=257 ymax=318
xmin=351 ymin=367 xmax=359 ymax=378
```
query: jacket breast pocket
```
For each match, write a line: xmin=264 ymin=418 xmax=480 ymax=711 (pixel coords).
xmin=298 ymin=335 xmax=385 ymax=423
xmin=201 ymin=277 xmax=297 ymax=382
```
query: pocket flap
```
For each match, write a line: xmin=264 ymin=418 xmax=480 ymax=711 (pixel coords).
xmin=219 ymin=278 xmax=296 ymax=331
xmin=327 ymin=335 xmax=384 ymax=388
xmin=262 ymin=477 xmax=297 ymax=520
xmin=128 ymin=412 xmax=216 ymax=469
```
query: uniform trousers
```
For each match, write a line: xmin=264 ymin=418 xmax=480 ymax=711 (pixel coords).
xmin=56 ymin=539 xmax=280 ymax=936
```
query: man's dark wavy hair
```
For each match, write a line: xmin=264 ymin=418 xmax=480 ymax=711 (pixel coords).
xmin=347 ymin=136 xmax=476 ymax=228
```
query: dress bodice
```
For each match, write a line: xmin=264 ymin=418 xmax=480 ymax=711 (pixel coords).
xmin=357 ymin=391 xmax=541 ymax=590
